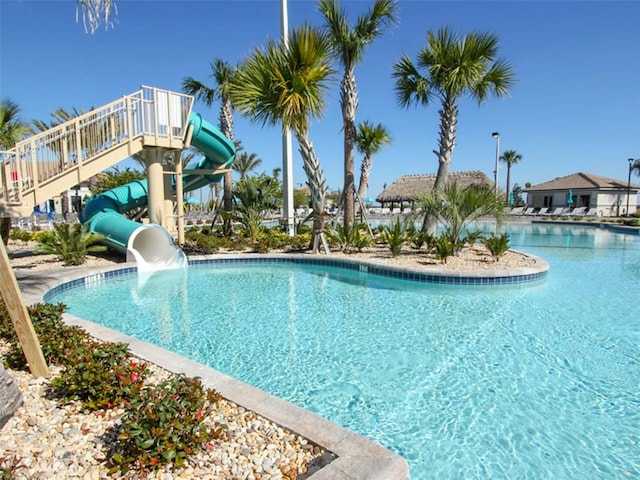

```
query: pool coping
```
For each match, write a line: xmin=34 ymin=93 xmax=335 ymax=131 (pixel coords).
xmin=13 ymin=251 xmax=548 ymax=479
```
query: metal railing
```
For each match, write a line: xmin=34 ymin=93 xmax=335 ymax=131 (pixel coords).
xmin=1 ymin=86 xmax=193 ymax=208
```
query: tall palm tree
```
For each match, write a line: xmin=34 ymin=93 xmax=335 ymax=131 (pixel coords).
xmin=500 ymin=149 xmax=522 ymax=202
xmin=232 ymin=152 xmax=262 ymax=180
xmin=355 ymin=120 xmax=391 ymax=206
xmin=631 ymin=159 xmax=640 ymax=177
xmin=393 ymin=26 xmax=515 ymax=231
xmin=0 ymin=99 xmax=32 ymax=245
xmin=318 ymin=0 xmax=398 ymax=229
xmin=229 ymin=24 xmax=335 ymax=253
xmin=183 ymin=59 xmax=236 ymax=233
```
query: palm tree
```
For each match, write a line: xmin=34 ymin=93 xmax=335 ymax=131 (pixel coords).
xmin=0 ymin=99 xmax=33 ymax=245
xmin=0 ymin=100 xmax=32 ymax=148
xmin=500 ymin=149 xmax=522 ymax=202
xmin=232 ymin=152 xmax=262 ymax=180
xmin=229 ymin=24 xmax=335 ymax=253
xmin=631 ymin=159 xmax=640 ymax=177
xmin=355 ymin=120 xmax=391 ymax=208
xmin=182 ymin=59 xmax=236 ymax=233
xmin=318 ymin=0 xmax=398 ymax=230
xmin=417 ymin=181 xmax=505 ymax=252
xmin=393 ymin=26 xmax=515 ymax=231
xmin=76 ymin=0 xmax=117 ymax=34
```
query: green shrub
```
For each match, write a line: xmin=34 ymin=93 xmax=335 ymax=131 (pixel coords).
xmin=434 ymin=235 xmax=454 ymax=263
xmin=287 ymin=233 xmax=312 ymax=251
xmin=49 ymin=341 xmax=149 ymax=411
xmin=1 ymin=301 xmax=92 ymax=369
xmin=483 ymin=234 xmax=510 ymax=260
xmin=9 ymin=228 xmax=33 ymax=242
xmin=462 ymin=230 xmax=483 ymax=246
xmin=380 ymin=218 xmax=411 ymax=257
xmin=327 ymin=222 xmax=373 ymax=253
xmin=36 ymin=223 xmax=107 ymax=266
xmin=108 ymin=375 xmax=225 ymax=474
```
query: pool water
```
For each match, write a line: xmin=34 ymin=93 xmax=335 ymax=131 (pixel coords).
xmin=48 ymin=223 xmax=640 ymax=479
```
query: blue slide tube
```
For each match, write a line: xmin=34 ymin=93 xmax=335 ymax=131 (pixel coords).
xmin=80 ymin=113 xmax=235 ymax=267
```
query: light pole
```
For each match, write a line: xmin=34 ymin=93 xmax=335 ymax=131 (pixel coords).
xmin=492 ymin=132 xmax=500 ymax=194
xmin=627 ymin=158 xmax=637 ymax=216
xmin=281 ymin=0 xmax=295 ymax=236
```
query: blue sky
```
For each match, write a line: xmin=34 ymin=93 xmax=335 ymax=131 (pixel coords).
xmin=1 ymin=0 xmax=639 ymax=199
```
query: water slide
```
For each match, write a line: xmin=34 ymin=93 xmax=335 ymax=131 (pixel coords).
xmin=79 ymin=113 xmax=235 ymax=271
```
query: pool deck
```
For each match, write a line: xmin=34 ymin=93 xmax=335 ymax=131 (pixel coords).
xmin=13 ymin=251 xmax=549 ymax=479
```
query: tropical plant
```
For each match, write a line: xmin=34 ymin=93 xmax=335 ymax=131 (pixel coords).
xmin=232 ymin=152 xmax=262 ymax=180
xmin=35 ymin=222 xmax=107 ymax=266
xmin=433 ymin=234 xmax=454 ymax=263
xmin=355 ymin=120 xmax=391 ymax=209
xmin=392 ymin=26 xmax=515 ymax=232
xmin=0 ymin=100 xmax=32 ymax=148
xmin=229 ymin=24 xmax=335 ymax=253
xmin=183 ymin=59 xmax=237 ymax=234
xmin=379 ymin=217 xmax=411 ymax=256
xmin=416 ymin=182 xmax=505 ymax=253
xmin=318 ymin=0 xmax=398 ymax=230
xmin=327 ymin=222 xmax=373 ymax=253
xmin=484 ymin=233 xmax=510 ymax=260
xmin=500 ymin=150 xmax=523 ymax=202
xmin=89 ymin=166 xmax=145 ymax=195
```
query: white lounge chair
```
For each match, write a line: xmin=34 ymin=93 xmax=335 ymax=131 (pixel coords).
xmin=535 ymin=207 xmax=549 ymax=216
xmin=523 ymin=207 xmax=535 ymax=215
xmin=584 ymin=208 xmax=598 ymax=217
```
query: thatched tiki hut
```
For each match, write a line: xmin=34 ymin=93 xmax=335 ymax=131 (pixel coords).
xmin=376 ymin=171 xmax=493 ymax=210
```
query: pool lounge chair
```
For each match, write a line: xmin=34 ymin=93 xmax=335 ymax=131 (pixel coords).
xmin=509 ymin=207 xmax=524 ymax=215
xmin=523 ymin=207 xmax=535 ymax=215
xmin=535 ymin=207 xmax=548 ymax=216
xmin=584 ymin=208 xmax=598 ymax=217
xmin=567 ymin=207 xmax=587 ymax=217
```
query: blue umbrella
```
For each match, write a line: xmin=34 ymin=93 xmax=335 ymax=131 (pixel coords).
xmin=508 ymin=191 xmax=514 ymax=205
xmin=567 ymin=190 xmax=573 ymax=205
xmin=185 ymin=196 xmax=200 ymax=204
xmin=363 ymin=197 xmax=375 ymax=203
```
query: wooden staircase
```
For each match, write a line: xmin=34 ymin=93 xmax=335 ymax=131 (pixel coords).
xmin=0 ymin=86 xmax=194 ymax=217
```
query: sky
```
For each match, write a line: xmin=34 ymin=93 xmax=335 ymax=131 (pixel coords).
xmin=1 ymin=0 xmax=639 ymax=200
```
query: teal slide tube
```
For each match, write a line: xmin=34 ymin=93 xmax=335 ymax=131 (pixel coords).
xmin=80 ymin=113 xmax=235 ymax=255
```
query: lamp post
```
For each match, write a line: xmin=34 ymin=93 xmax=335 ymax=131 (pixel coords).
xmin=627 ymin=158 xmax=637 ymax=216
xmin=492 ymin=132 xmax=500 ymax=194
xmin=281 ymin=0 xmax=295 ymax=236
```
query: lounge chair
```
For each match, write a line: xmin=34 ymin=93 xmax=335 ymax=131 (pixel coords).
xmin=535 ymin=207 xmax=549 ymax=216
xmin=523 ymin=207 xmax=535 ymax=215
xmin=547 ymin=207 xmax=565 ymax=216
xmin=568 ymin=207 xmax=587 ymax=217
xmin=584 ymin=208 xmax=598 ymax=217
xmin=509 ymin=207 xmax=524 ymax=216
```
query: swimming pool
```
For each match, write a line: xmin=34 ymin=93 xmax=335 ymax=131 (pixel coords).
xmin=47 ymin=222 xmax=640 ymax=479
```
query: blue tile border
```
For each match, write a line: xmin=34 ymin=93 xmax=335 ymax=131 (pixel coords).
xmin=186 ymin=252 xmax=549 ymax=286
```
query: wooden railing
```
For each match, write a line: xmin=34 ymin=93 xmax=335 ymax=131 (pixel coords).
xmin=1 ymin=86 xmax=193 ymax=215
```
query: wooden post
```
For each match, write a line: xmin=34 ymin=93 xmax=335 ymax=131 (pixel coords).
xmin=0 ymin=243 xmax=49 ymax=377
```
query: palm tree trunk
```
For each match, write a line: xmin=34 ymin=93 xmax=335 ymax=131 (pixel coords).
xmin=356 ymin=153 xmax=372 ymax=213
xmin=341 ymin=70 xmax=358 ymax=230
xmin=296 ymin=132 xmax=327 ymax=254
xmin=505 ymin=165 xmax=511 ymax=202
xmin=423 ymin=98 xmax=458 ymax=233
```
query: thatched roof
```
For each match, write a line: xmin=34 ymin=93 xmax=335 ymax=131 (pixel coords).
xmin=376 ymin=171 xmax=493 ymax=203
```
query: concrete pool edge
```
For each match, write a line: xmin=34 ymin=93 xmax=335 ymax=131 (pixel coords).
xmin=15 ymin=264 xmax=410 ymax=480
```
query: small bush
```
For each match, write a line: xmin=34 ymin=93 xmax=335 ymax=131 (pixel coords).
xmin=380 ymin=218 xmax=411 ymax=257
xmin=49 ymin=341 xmax=149 ymax=411
xmin=36 ymin=223 xmax=107 ymax=266
xmin=484 ymin=234 xmax=510 ymax=260
xmin=107 ymin=376 xmax=224 ymax=474
xmin=9 ymin=228 xmax=33 ymax=242
xmin=287 ymin=232 xmax=312 ymax=251
xmin=434 ymin=235 xmax=454 ymax=263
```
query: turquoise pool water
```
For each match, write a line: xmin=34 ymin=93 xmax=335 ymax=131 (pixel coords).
xmin=48 ymin=223 xmax=640 ymax=479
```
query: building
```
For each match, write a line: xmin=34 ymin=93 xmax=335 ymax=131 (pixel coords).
xmin=524 ymin=172 xmax=640 ymax=217
xmin=375 ymin=171 xmax=493 ymax=209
